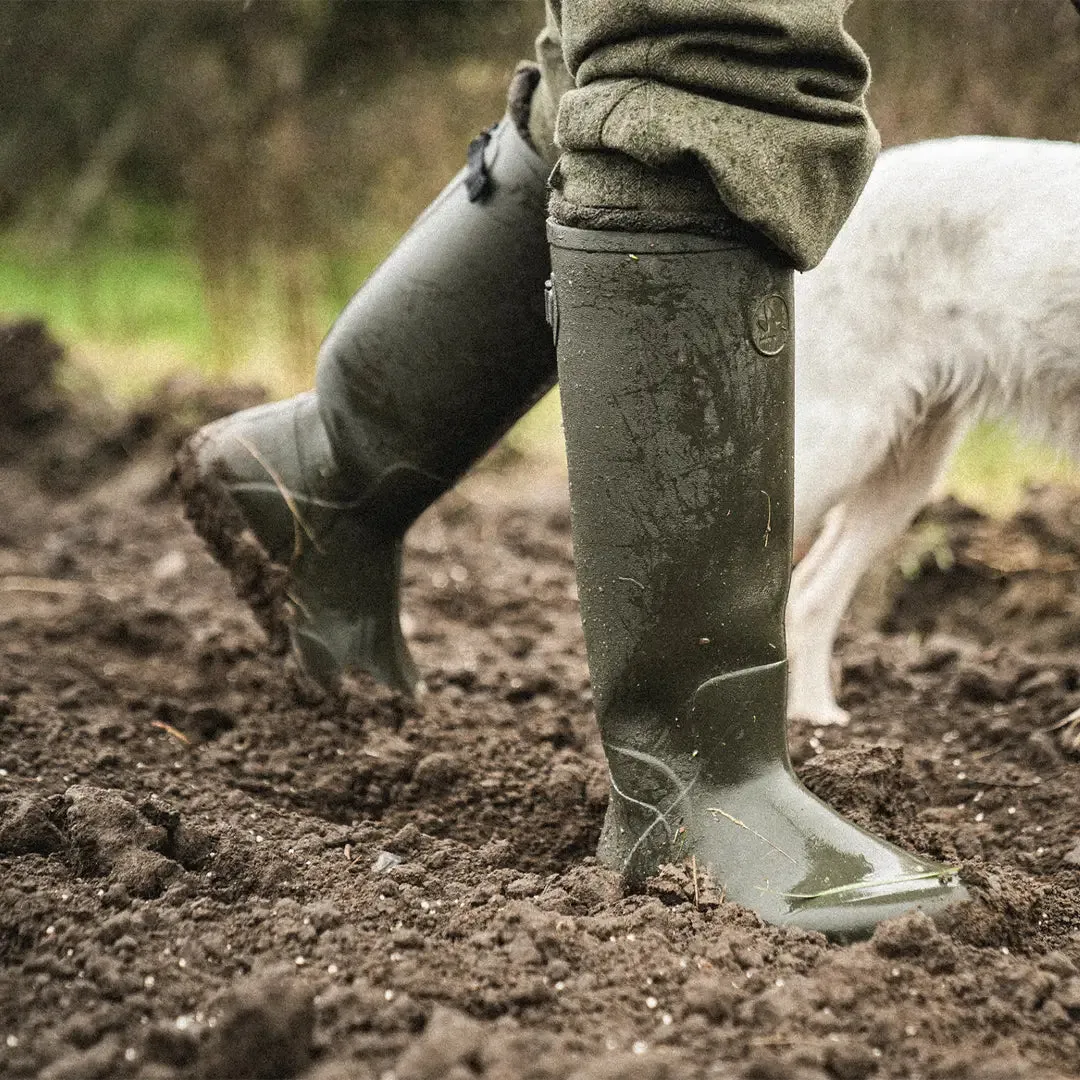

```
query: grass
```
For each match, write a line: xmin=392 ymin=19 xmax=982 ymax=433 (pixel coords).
xmin=947 ymin=421 xmax=1080 ymax=517
xmin=782 ymin=866 xmax=963 ymax=903
xmin=2 ymin=224 xmax=1078 ymax=508
xmin=0 ymin=221 xmax=568 ymax=460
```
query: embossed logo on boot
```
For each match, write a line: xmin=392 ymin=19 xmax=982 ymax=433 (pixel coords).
xmin=750 ymin=295 xmax=790 ymax=357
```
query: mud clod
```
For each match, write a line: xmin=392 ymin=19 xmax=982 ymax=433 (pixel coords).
xmin=394 ymin=1006 xmax=484 ymax=1080
xmin=0 ymin=794 xmax=65 ymax=855
xmin=682 ymin=974 xmax=739 ymax=1022
xmin=175 ymin=438 xmax=292 ymax=656
xmin=197 ymin=971 xmax=315 ymax=1080
xmin=64 ymin=785 xmax=182 ymax=897
xmin=0 ymin=320 xmax=65 ymax=432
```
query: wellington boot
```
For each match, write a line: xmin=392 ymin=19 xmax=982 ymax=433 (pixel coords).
xmin=548 ymin=223 xmax=968 ymax=942
xmin=179 ymin=119 xmax=555 ymax=692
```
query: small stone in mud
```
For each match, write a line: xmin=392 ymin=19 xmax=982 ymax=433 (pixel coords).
xmin=372 ymin=850 xmax=404 ymax=874
xmin=197 ymin=971 xmax=315 ymax=1080
xmin=1061 ymin=840 xmax=1080 ymax=868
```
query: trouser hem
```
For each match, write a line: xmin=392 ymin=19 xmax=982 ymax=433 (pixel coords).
xmin=547 ymin=190 xmax=767 ymax=246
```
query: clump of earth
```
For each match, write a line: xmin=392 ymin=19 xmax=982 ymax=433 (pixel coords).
xmin=4 ymin=322 xmax=1080 ymax=1079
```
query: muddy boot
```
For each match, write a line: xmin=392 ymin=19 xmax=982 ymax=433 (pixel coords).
xmin=178 ymin=117 xmax=556 ymax=693
xmin=548 ymin=223 xmax=968 ymax=942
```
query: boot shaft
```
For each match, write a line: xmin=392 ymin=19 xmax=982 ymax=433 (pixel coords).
xmin=316 ymin=119 xmax=557 ymax=520
xmin=548 ymin=223 xmax=795 ymax=749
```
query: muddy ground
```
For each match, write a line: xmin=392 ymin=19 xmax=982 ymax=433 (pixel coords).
xmin=5 ymin=322 xmax=1080 ymax=1080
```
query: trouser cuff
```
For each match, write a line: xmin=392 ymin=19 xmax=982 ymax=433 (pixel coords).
xmin=548 ymin=149 xmax=769 ymax=248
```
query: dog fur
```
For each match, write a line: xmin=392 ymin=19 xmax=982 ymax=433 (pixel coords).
xmin=788 ymin=136 xmax=1080 ymax=726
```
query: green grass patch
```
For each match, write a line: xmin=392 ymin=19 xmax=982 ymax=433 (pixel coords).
xmin=503 ymin=387 xmax=565 ymax=463
xmin=947 ymin=420 xmax=1080 ymax=517
xmin=0 ymin=241 xmax=209 ymax=356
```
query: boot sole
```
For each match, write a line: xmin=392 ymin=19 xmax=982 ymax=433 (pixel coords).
xmin=175 ymin=437 xmax=292 ymax=658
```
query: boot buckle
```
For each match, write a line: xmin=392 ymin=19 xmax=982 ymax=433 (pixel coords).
xmin=544 ymin=277 xmax=559 ymax=344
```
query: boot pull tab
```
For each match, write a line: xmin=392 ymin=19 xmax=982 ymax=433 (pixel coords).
xmin=465 ymin=127 xmax=496 ymax=202
xmin=544 ymin=276 xmax=559 ymax=345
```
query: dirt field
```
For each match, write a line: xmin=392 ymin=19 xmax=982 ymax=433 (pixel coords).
xmin=5 ymin=322 xmax=1080 ymax=1080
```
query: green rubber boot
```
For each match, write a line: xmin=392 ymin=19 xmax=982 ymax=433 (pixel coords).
xmin=178 ymin=118 xmax=556 ymax=693
xmin=548 ymin=222 xmax=968 ymax=942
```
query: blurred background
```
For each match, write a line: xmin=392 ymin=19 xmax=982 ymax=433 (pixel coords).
xmin=2 ymin=0 xmax=1080 ymax=507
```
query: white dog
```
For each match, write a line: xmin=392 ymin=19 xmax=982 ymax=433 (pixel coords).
xmin=787 ymin=136 xmax=1080 ymax=726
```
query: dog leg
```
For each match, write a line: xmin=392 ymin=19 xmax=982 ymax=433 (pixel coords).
xmin=788 ymin=503 xmax=858 ymax=726
xmin=787 ymin=419 xmax=962 ymax=726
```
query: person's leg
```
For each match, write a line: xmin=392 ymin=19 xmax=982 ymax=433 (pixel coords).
xmin=547 ymin=0 xmax=879 ymax=269
xmin=545 ymin=0 xmax=968 ymax=939
xmin=179 ymin=74 xmax=557 ymax=693
xmin=526 ymin=2 xmax=574 ymax=168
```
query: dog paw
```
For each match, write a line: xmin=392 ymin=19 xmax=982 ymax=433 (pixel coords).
xmin=1052 ymin=705 xmax=1080 ymax=755
xmin=788 ymin=699 xmax=851 ymax=728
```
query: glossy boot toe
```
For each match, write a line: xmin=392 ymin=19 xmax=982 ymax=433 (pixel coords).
xmin=599 ymin=665 xmax=966 ymax=943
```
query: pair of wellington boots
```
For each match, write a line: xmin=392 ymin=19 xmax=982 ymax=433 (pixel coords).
xmin=179 ymin=117 xmax=967 ymax=941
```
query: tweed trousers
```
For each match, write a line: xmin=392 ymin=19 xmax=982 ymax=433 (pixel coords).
xmin=524 ymin=0 xmax=878 ymax=269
